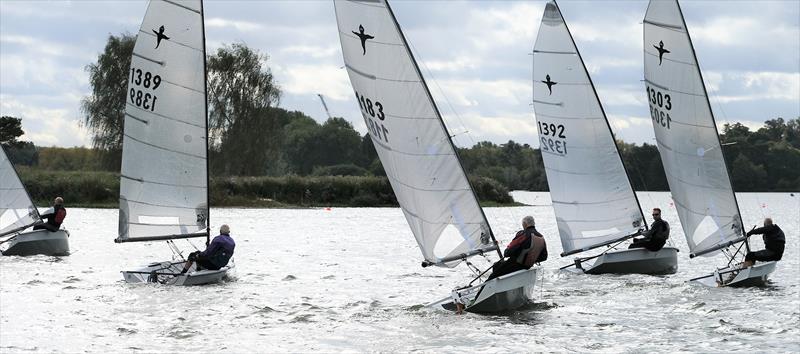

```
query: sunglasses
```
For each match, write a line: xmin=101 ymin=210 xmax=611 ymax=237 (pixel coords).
xmin=652 ymin=213 xmax=661 ymax=216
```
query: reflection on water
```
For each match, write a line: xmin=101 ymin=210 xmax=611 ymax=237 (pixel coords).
xmin=0 ymin=192 xmax=798 ymax=352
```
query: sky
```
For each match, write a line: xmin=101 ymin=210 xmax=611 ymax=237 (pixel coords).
xmin=1 ymin=0 xmax=798 ymax=149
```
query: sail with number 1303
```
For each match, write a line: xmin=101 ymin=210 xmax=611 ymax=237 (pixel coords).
xmin=643 ymin=0 xmax=777 ymax=287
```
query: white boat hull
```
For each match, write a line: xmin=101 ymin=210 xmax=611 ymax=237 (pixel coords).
xmin=577 ymin=247 xmax=678 ymax=275
xmin=1 ymin=229 xmax=70 ymax=256
xmin=428 ymin=267 xmax=538 ymax=314
xmin=122 ymin=260 xmax=232 ymax=286
xmin=691 ymin=261 xmax=777 ymax=288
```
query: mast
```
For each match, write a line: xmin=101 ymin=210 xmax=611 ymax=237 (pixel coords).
xmin=555 ymin=0 xmax=648 ymax=235
xmin=384 ymin=0 xmax=502 ymax=259
xmin=200 ymin=0 xmax=211 ymax=246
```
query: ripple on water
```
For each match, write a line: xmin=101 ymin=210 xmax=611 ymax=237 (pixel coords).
xmin=255 ymin=305 xmax=278 ymax=314
xmin=167 ymin=327 xmax=197 ymax=339
xmin=290 ymin=314 xmax=314 ymax=323
xmin=116 ymin=327 xmax=138 ymax=335
xmin=62 ymin=276 xmax=81 ymax=283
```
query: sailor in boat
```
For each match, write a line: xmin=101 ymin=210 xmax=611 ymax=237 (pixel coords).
xmin=628 ymin=208 xmax=669 ymax=251
xmin=743 ymin=218 xmax=785 ymax=267
xmin=32 ymin=197 xmax=66 ymax=232
xmin=486 ymin=216 xmax=548 ymax=281
xmin=180 ymin=224 xmax=236 ymax=274
xmin=452 ymin=216 xmax=547 ymax=313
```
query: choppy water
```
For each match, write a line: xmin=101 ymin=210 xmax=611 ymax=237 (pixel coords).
xmin=1 ymin=192 xmax=798 ymax=352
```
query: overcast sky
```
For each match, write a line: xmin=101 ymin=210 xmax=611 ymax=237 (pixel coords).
xmin=1 ymin=0 xmax=798 ymax=149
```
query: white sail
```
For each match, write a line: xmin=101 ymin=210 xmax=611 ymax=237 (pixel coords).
xmin=0 ymin=146 xmax=40 ymax=237
xmin=117 ymin=0 xmax=209 ymax=242
xmin=334 ymin=0 xmax=496 ymax=267
xmin=643 ymin=0 xmax=744 ymax=257
xmin=533 ymin=1 xmax=645 ymax=256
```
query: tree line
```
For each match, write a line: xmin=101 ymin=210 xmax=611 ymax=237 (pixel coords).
xmin=3 ymin=34 xmax=799 ymax=193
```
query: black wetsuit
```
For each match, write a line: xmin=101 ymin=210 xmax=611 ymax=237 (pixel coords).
xmin=629 ymin=219 xmax=669 ymax=251
xmin=745 ymin=224 xmax=785 ymax=263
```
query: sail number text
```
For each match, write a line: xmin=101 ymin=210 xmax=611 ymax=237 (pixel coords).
xmin=355 ymin=91 xmax=389 ymax=143
xmin=129 ymin=67 xmax=162 ymax=112
xmin=538 ymin=121 xmax=567 ymax=156
xmin=646 ymin=86 xmax=672 ymax=129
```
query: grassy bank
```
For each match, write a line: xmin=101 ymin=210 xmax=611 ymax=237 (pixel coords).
xmin=16 ymin=168 xmax=516 ymax=208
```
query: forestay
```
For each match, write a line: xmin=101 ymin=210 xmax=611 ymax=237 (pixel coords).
xmin=0 ymin=146 xmax=40 ymax=237
xmin=334 ymin=0 xmax=496 ymax=267
xmin=533 ymin=1 xmax=645 ymax=256
xmin=643 ymin=0 xmax=744 ymax=257
xmin=117 ymin=0 xmax=209 ymax=242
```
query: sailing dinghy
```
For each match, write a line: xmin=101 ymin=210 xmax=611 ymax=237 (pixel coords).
xmin=643 ymin=0 xmax=776 ymax=287
xmin=334 ymin=0 xmax=539 ymax=313
xmin=533 ymin=1 xmax=677 ymax=275
xmin=0 ymin=146 xmax=70 ymax=256
xmin=116 ymin=0 xmax=230 ymax=286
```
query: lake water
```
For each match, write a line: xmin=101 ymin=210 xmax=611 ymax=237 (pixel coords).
xmin=1 ymin=192 xmax=798 ymax=352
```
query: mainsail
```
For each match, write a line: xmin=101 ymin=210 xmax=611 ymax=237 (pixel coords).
xmin=533 ymin=1 xmax=645 ymax=256
xmin=117 ymin=0 xmax=209 ymax=243
xmin=334 ymin=0 xmax=498 ymax=267
xmin=643 ymin=0 xmax=744 ymax=257
xmin=0 ymin=146 xmax=41 ymax=237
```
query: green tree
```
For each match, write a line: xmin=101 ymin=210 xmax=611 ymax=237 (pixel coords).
xmin=0 ymin=116 xmax=25 ymax=145
xmin=0 ymin=116 xmax=38 ymax=166
xmin=80 ymin=33 xmax=135 ymax=170
xmin=730 ymin=154 xmax=767 ymax=192
xmin=208 ymin=43 xmax=281 ymax=176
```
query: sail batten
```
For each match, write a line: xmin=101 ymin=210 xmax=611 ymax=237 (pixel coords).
xmin=118 ymin=0 xmax=209 ymax=242
xmin=334 ymin=0 xmax=496 ymax=267
xmin=532 ymin=1 xmax=645 ymax=256
xmin=0 ymin=146 xmax=41 ymax=237
xmin=643 ymin=0 xmax=744 ymax=257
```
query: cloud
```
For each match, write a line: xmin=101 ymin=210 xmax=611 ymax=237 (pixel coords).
xmin=205 ymin=17 xmax=263 ymax=33
xmin=706 ymin=71 xmax=800 ymax=103
xmin=422 ymin=56 xmax=480 ymax=73
xmin=0 ymin=95 xmax=89 ymax=147
xmin=690 ymin=16 xmax=799 ymax=48
xmin=430 ymin=79 xmax=530 ymax=109
xmin=278 ymin=64 xmax=352 ymax=101
xmin=279 ymin=45 xmax=340 ymax=59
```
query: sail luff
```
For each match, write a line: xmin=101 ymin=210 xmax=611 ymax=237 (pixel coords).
xmin=200 ymin=0 xmax=211 ymax=246
xmin=383 ymin=0 xmax=500 ymax=259
xmin=553 ymin=0 xmax=648 ymax=234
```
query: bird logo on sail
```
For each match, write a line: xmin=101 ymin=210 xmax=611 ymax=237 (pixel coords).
xmin=352 ymin=25 xmax=374 ymax=55
xmin=153 ymin=25 xmax=170 ymax=49
xmin=654 ymin=40 xmax=670 ymax=65
xmin=541 ymin=75 xmax=557 ymax=95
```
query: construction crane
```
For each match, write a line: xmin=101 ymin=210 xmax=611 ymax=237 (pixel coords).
xmin=317 ymin=94 xmax=332 ymax=119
